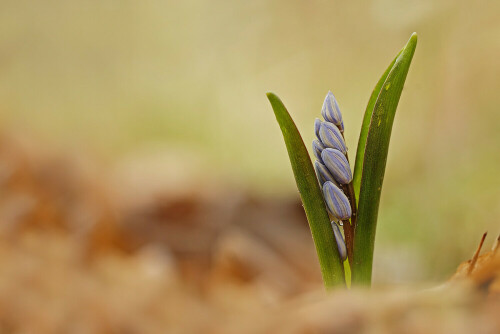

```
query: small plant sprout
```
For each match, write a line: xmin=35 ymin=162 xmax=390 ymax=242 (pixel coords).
xmin=267 ymin=33 xmax=417 ymax=288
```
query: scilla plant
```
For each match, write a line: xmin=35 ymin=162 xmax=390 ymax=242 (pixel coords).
xmin=267 ymin=33 xmax=417 ymax=288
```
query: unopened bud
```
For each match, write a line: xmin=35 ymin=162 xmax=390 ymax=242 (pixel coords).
xmin=323 ymin=181 xmax=351 ymax=220
xmin=321 ymin=148 xmax=352 ymax=185
xmin=321 ymin=91 xmax=343 ymax=130
xmin=331 ymin=221 xmax=347 ymax=261
xmin=312 ymin=139 xmax=325 ymax=162
xmin=319 ymin=122 xmax=347 ymax=154
xmin=314 ymin=160 xmax=336 ymax=186
xmin=314 ymin=118 xmax=322 ymax=139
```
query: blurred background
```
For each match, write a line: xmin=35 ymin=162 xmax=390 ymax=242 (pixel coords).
xmin=0 ymin=0 xmax=499 ymax=332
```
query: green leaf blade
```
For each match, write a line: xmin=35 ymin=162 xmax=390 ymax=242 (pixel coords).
xmin=266 ymin=92 xmax=345 ymax=289
xmin=352 ymin=33 xmax=418 ymax=285
xmin=353 ymin=49 xmax=403 ymax=200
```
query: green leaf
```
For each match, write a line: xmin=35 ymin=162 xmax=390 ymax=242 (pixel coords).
xmin=353 ymin=49 xmax=403 ymax=200
xmin=267 ymin=92 xmax=345 ymax=289
xmin=352 ymin=33 xmax=418 ymax=285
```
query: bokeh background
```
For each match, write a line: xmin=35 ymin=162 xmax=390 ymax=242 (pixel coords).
xmin=0 ymin=0 xmax=499 ymax=331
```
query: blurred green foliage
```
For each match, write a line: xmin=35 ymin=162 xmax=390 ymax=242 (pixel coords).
xmin=0 ymin=0 xmax=499 ymax=283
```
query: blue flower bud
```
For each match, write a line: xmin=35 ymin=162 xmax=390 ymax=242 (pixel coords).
xmin=331 ymin=221 xmax=347 ymax=261
xmin=314 ymin=160 xmax=337 ymax=186
xmin=322 ymin=181 xmax=351 ymax=220
xmin=321 ymin=148 xmax=352 ymax=185
xmin=319 ymin=122 xmax=347 ymax=154
xmin=321 ymin=91 xmax=343 ymax=130
xmin=312 ymin=139 xmax=325 ymax=162
xmin=314 ymin=118 xmax=322 ymax=139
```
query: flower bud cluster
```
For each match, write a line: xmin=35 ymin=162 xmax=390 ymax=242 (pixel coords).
xmin=313 ymin=91 xmax=354 ymax=260
xmin=313 ymin=91 xmax=353 ymax=219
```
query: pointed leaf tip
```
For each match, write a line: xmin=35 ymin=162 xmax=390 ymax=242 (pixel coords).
xmin=266 ymin=92 xmax=277 ymax=101
xmin=403 ymin=33 xmax=418 ymax=53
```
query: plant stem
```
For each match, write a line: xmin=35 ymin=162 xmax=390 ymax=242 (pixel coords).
xmin=341 ymin=217 xmax=354 ymax=263
xmin=341 ymin=180 xmax=357 ymax=263
xmin=339 ymin=134 xmax=357 ymax=263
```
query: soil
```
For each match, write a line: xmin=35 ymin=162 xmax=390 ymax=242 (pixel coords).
xmin=0 ymin=136 xmax=498 ymax=333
